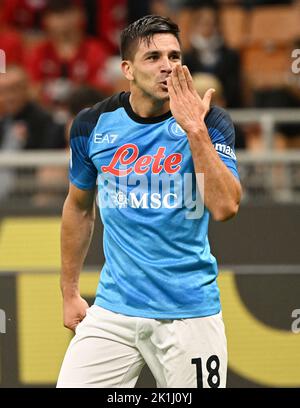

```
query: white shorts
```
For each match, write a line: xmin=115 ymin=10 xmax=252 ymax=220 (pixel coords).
xmin=56 ymin=305 xmax=227 ymax=388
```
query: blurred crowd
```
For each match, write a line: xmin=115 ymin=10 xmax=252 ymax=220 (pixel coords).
xmin=1 ymin=0 xmax=300 ymax=204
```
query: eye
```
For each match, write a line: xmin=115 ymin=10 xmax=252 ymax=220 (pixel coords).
xmin=147 ymin=55 xmax=158 ymax=61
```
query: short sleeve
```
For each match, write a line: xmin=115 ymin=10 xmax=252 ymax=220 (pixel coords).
xmin=69 ymin=109 xmax=98 ymax=190
xmin=205 ymin=106 xmax=240 ymax=180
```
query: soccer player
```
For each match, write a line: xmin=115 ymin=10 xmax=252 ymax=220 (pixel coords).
xmin=57 ymin=15 xmax=242 ymax=388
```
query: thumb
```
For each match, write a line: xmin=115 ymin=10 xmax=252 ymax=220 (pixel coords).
xmin=203 ymin=88 xmax=215 ymax=108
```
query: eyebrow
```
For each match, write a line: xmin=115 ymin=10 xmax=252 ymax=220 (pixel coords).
xmin=143 ymin=50 xmax=182 ymax=58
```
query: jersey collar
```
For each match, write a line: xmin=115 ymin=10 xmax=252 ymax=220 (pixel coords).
xmin=122 ymin=92 xmax=172 ymax=124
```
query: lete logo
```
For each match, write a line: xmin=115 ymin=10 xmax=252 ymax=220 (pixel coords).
xmin=101 ymin=144 xmax=183 ymax=176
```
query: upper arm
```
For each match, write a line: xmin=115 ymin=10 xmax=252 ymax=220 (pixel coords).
xmin=69 ymin=109 xmax=98 ymax=191
xmin=65 ymin=108 xmax=98 ymax=213
xmin=66 ymin=182 xmax=96 ymax=213
xmin=205 ymin=106 xmax=240 ymax=181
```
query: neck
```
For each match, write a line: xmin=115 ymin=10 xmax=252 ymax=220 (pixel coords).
xmin=129 ymin=88 xmax=170 ymax=118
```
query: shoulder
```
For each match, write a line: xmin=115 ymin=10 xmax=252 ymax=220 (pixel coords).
xmin=75 ymin=92 xmax=124 ymax=122
xmin=205 ymin=106 xmax=235 ymax=145
xmin=20 ymin=102 xmax=53 ymax=127
xmin=71 ymin=93 xmax=124 ymax=139
xmin=205 ymin=105 xmax=233 ymax=129
xmin=26 ymin=101 xmax=51 ymax=118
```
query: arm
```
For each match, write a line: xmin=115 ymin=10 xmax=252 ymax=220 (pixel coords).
xmin=185 ymin=123 xmax=242 ymax=221
xmin=167 ymin=64 xmax=242 ymax=221
xmin=61 ymin=106 xmax=98 ymax=330
xmin=61 ymin=183 xmax=96 ymax=331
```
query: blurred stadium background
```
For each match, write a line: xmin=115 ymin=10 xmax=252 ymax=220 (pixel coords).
xmin=0 ymin=0 xmax=300 ymax=388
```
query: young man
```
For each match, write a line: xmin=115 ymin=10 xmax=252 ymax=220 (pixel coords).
xmin=57 ymin=15 xmax=242 ymax=388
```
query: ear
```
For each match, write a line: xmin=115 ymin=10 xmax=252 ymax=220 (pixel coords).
xmin=121 ymin=60 xmax=134 ymax=81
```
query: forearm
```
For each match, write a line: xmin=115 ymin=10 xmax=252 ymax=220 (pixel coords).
xmin=187 ymin=125 xmax=241 ymax=221
xmin=60 ymin=195 xmax=95 ymax=298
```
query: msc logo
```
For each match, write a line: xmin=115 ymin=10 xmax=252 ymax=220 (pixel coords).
xmin=94 ymin=133 xmax=118 ymax=144
xmin=214 ymin=143 xmax=237 ymax=160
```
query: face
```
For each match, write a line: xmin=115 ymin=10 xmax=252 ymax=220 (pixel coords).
xmin=44 ymin=8 xmax=84 ymax=40
xmin=0 ymin=69 xmax=29 ymax=115
xmin=192 ymin=8 xmax=218 ymax=39
xmin=122 ymin=33 xmax=182 ymax=102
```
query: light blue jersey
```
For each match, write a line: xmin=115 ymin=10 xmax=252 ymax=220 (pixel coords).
xmin=69 ymin=92 xmax=239 ymax=319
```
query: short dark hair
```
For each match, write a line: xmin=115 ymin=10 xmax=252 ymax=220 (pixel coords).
xmin=120 ymin=15 xmax=180 ymax=61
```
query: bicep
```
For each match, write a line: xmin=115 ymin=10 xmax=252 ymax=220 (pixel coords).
xmin=69 ymin=110 xmax=98 ymax=190
xmin=66 ymin=182 xmax=96 ymax=213
xmin=207 ymin=107 xmax=240 ymax=180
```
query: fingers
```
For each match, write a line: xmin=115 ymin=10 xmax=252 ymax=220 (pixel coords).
xmin=64 ymin=321 xmax=76 ymax=331
xmin=170 ymin=64 xmax=180 ymax=95
xmin=169 ymin=64 xmax=214 ymax=114
xmin=202 ymin=88 xmax=215 ymax=108
xmin=170 ymin=64 xmax=189 ymax=94
xmin=176 ymin=64 xmax=188 ymax=92
xmin=167 ymin=76 xmax=176 ymax=99
xmin=182 ymin=65 xmax=195 ymax=94
xmin=172 ymin=64 xmax=213 ymax=103
xmin=64 ymin=316 xmax=83 ymax=332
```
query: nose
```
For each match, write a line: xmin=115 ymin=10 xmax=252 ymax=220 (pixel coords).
xmin=160 ymin=57 xmax=172 ymax=74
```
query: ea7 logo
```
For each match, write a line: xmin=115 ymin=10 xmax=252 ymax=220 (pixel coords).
xmin=214 ymin=143 xmax=237 ymax=160
xmin=94 ymin=133 xmax=118 ymax=144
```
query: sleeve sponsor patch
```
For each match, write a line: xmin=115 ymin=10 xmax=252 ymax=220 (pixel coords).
xmin=214 ymin=143 xmax=237 ymax=161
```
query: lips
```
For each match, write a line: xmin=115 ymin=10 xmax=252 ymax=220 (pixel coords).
xmin=159 ymin=78 xmax=168 ymax=86
xmin=160 ymin=80 xmax=168 ymax=89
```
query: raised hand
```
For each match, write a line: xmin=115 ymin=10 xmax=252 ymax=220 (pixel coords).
xmin=167 ymin=64 xmax=215 ymax=135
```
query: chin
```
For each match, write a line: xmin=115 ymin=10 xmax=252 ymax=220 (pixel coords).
xmin=155 ymin=91 xmax=170 ymax=102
